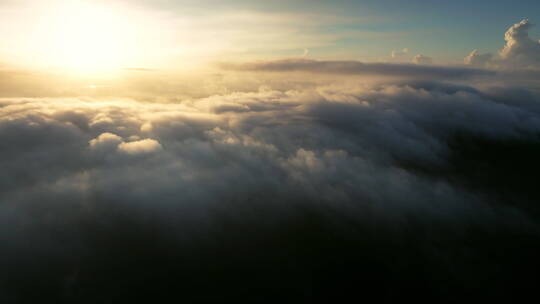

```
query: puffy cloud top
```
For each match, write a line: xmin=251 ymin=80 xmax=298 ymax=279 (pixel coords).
xmin=500 ymin=19 xmax=540 ymax=67
xmin=466 ymin=19 xmax=540 ymax=68
xmin=464 ymin=49 xmax=493 ymax=67
xmin=89 ymin=132 xmax=162 ymax=155
xmin=89 ymin=132 xmax=123 ymax=149
xmin=118 ymin=139 xmax=163 ymax=155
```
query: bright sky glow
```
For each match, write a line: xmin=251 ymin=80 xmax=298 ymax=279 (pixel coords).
xmin=0 ymin=0 xmax=539 ymax=74
xmin=0 ymin=0 xmax=178 ymax=73
xmin=36 ymin=1 xmax=135 ymax=71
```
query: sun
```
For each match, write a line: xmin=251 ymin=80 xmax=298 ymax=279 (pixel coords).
xmin=34 ymin=1 xmax=138 ymax=73
xmin=2 ymin=0 xmax=216 ymax=73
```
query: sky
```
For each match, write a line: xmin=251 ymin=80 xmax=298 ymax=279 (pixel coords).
xmin=1 ymin=0 xmax=539 ymax=70
xmin=2 ymin=1 xmax=540 ymax=303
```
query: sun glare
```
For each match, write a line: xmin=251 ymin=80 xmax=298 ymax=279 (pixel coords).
xmin=0 ymin=0 xmax=238 ymax=74
xmin=33 ymin=1 xmax=139 ymax=73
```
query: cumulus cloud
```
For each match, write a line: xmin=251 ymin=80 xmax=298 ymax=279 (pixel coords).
xmin=464 ymin=49 xmax=493 ymax=67
xmin=89 ymin=131 xmax=162 ymax=156
xmin=500 ymin=19 xmax=540 ymax=67
xmin=89 ymin=132 xmax=123 ymax=149
xmin=466 ymin=19 xmax=540 ymax=69
xmin=117 ymin=138 xmax=163 ymax=155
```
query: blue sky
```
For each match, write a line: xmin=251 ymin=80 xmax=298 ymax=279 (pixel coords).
xmin=127 ymin=0 xmax=540 ymax=61
xmin=354 ymin=0 xmax=540 ymax=55
xmin=266 ymin=0 xmax=540 ymax=60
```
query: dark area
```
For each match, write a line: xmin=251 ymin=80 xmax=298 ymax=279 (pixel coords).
xmin=2 ymin=202 xmax=539 ymax=303
xmin=400 ymin=133 xmax=540 ymax=217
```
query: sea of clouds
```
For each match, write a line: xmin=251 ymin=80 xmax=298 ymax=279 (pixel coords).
xmin=1 ymin=20 xmax=540 ymax=303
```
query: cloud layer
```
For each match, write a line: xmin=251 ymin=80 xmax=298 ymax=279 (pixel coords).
xmin=2 ymin=75 xmax=540 ymax=302
xmin=221 ymin=58 xmax=492 ymax=79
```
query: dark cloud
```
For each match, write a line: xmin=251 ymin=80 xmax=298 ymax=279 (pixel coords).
xmin=1 ymin=75 xmax=540 ymax=302
xmin=220 ymin=58 xmax=494 ymax=80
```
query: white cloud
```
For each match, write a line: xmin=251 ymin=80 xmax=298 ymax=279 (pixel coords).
xmin=464 ymin=49 xmax=493 ymax=67
xmin=499 ymin=19 xmax=540 ymax=68
xmin=89 ymin=132 xmax=162 ymax=155
xmin=466 ymin=19 xmax=540 ymax=69
xmin=117 ymin=138 xmax=163 ymax=155
xmin=89 ymin=132 xmax=123 ymax=149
